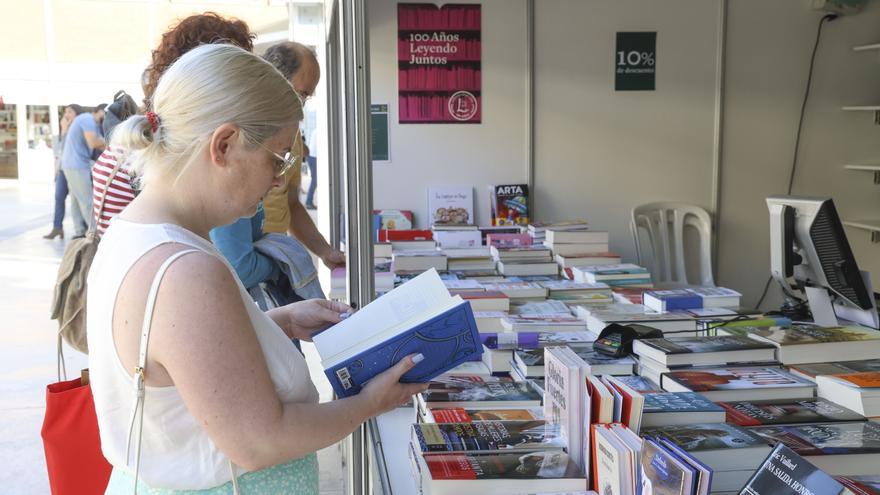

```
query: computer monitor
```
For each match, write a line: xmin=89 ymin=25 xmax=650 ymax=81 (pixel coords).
xmin=767 ymin=196 xmax=875 ymax=326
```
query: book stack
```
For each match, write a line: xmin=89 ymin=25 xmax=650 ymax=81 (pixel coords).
xmin=527 ymin=220 xmax=590 ymax=244
xmin=432 ymin=224 xmax=482 ymax=249
xmin=543 ymin=229 xmax=610 ymax=258
xmin=570 ymin=263 xmax=653 ymax=288
xmin=481 ymin=331 xmax=598 ymax=375
xmin=491 ymin=245 xmax=558 ymax=277
xmin=460 ymin=290 xmax=510 ymax=312
xmin=556 ymin=252 xmax=622 ymax=271
xmin=642 ymin=287 xmax=742 ymax=313
xmin=817 ymin=372 xmax=880 ymax=417
xmin=733 ymin=323 xmax=880 ymax=365
xmin=513 ymin=346 xmax=635 ymax=379
xmin=538 ymin=280 xmax=613 ymax=307
xmin=480 ymin=281 xmax=549 ymax=301
xmin=574 ymin=303 xmax=697 ymax=336
xmin=443 ymin=246 xmax=496 ymax=272
xmin=381 ymin=228 xmax=437 ymax=252
xmin=392 ymin=250 xmax=448 ymax=274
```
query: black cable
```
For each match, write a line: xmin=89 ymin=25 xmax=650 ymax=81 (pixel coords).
xmin=754 ymin=13 xmax=838 ymax=311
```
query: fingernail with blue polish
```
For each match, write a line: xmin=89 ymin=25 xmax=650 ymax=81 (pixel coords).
xmin=412 ymin=353 xmax=425 ymax=365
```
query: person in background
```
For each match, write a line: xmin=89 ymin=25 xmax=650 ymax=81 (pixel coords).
xmin=260 ymin=41 xmax=344 ymax=269
xmin=91 ymin=12 xmax=255 ymax=236
xmin=89 ymin=43 xmax=426 ymax=494
xmin=61 ymin=104 xmax=105 ymax=238
xmin=44 ymin=104 xmax=83 ymax=239
xmin=304 ymin=125 xmax=317 ymax=210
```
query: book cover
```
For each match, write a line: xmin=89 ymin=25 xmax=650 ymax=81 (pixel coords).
xmin=371 ymin=209 xmax=413 ymax=231
xmin=380 ymin=229 xmax=434 ymax=242
xmin=421 ymin=381 xmax=542 ymax=406
xmin=640 ymin=422 xmax=768 ymax=452
xmin=431 ymin=408 xmax=540 ymax=423
xmin=835 ymin=475 xmax=880 ymax=495
xmin=486 ymin=232 xmax=533 ymax=248
xmin=322 ymin=300 xmax=481 ymax=397
xmin=422 ymin=450 xmax=582 ymax=480
xmin=428 ymin=185 xmax=474 ymax=226
xmin=638 ymin=336 xmax=775 ymax=355
xmin=789 ymin=360 xmax=880 ymax=380
xmin=747 ymin=422 xmax=880 ymax=456
xmin=832 ymin=371 xmax=880 ymax=388
xmin=643 ymin=289 xmax=703 ymax=311
xmin=750 ymin=323 xmax=880 ymax=346
xmin=721 ymin=398 xmax=865 ymax=427
xmin=490 ymin=184 xmax=529 ymax=226
xmin=639 ymin=438 xmax=696 ymax=495
xmin=615 ymin=375 xmax=663 ymax=393
xmin=741 ymin=443 xmax=846 ymax=495
xmin=593 ymin=426 xmax=627 ymax=495
xmin=544 ymin=346 xmax=584 ymax=470
xmin=413 ymin=420 xmax=563 ymax=453
xmin=663 ymin=367 xmax=813 ymax=392
xmin=643 ymin=392 xmax=724 ymax=414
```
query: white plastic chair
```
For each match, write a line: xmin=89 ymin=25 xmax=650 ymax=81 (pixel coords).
xmin=631 ymin=202 xmax=715 ymax=288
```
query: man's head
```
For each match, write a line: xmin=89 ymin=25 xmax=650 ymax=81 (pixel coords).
xmin=262 ymin=42 xmax=320 ymax=102
xmin=93 ymin=103 xmax=107 ymax=123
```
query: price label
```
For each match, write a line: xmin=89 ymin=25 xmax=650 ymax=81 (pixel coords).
xmin=615 ymin=32 xmax=656 ymax=91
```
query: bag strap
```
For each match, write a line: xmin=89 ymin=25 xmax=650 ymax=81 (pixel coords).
xmin=123 ymin=248 xmax=241 ymax=495
xmin=90 ymin=153 xmax=124 ymax=237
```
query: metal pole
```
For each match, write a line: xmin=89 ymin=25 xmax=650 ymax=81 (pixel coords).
xmin=341 ymin=0 xmax=374 ymax=493
xmin=710 ymin=0 xmax=727 ymax=283
xmin=525 ymin=0 xmax=536 ymax=220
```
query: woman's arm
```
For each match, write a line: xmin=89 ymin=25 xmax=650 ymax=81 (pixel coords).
xmin=138 ymin=250 xmax=424 ymax=471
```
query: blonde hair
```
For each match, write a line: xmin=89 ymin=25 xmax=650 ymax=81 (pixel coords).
xmin=113 ymin=43 xmax=302 ymax=187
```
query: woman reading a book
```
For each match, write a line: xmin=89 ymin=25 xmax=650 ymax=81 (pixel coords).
xmin=87 ymin=44 xmax=428 ymax=494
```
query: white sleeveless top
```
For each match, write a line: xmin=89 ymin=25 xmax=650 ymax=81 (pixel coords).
xmin=87 ymin=219 xmax=319 ymax=490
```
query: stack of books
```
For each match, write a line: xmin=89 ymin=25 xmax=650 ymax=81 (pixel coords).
xmin=431 ymin=223 xmax=481 ymax=249
xmin=574 ymin=303 xmax=697 ymax=335
xmin=642 ymin=287 xmax=742 ymax=312
xmin=538 ymin=280 xmax=613 ymax=307
xmin=392 ymin=250 xmax=448 ymax=273
xmin=443 ymin=246 xmax=496 ymax=272
xmin=491 ymin=245 xmax=558 ymax=277
xmin=570 ymin=263 xmax=653 ymax=288
xmin=527 ymin=220 xmax=589 ymax=244
xmin=555 ymin=251 xmax=621 ymax=271
xmin=543 ymin=229 xmax=609 ymax=258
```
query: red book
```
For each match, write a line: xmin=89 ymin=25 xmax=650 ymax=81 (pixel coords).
xmin=379 ymin=229 xmax=434 ymax=242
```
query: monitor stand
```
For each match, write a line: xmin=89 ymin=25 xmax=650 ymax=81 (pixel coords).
xmin=805 ymin=270 xmax=879 ymax=329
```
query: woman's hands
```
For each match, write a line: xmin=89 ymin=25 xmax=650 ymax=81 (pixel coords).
xmin=359 ymin=354 xmax=430 ymax=417
xmin=269 ymin=299 xmax=352 ymax=342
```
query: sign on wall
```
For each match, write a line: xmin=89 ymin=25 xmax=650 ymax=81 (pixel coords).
xmin=615 ymin=32 xmax=656 ymax=91
xmin=397 ymin=3 xmax=481 ymax=123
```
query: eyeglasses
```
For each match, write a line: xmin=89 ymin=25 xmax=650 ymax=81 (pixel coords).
xmin=257 ymin=128 xmax=302 ymax=178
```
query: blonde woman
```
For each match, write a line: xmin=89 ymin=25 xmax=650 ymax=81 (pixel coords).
xmin=88 ymin=44 xmax=427 ymax=494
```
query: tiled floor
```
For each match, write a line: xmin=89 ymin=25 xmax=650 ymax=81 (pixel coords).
xmin=0 ymin=179 xmax=345 ymax=494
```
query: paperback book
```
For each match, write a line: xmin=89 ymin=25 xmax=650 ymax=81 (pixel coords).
xmin=788 ymin=359 xmax=880 ymax=381
xmin=661 ymin=367 xmax=816 ymax=402
xmin=721 ymin=398 xmax=865 ymax=427
xmin=426 ymin=408 xmax=542 ymax=423
xmin=740 ymin=443 xmax=847 ymax=495
xmin=412 ymin=420 xmax=564 ymax=454
xmin=418 ymin=381 xmax=542 ymax=410
xmin=743 ymin=323 xmax=880 ymax=365
xmin=632 ymin=336 xmax=777 ymax=367
xmin=638 ymin=437 xmax=697 ymax=495
xmin=641 ymin=392 xmax=726 ymax=428
xmin=428 ymin=185 xmax=474 ymax=226
xmin=489 ymin=184 xmax=529 ymax=226
xmin=640 ymin=422 xmax=771 ymax=472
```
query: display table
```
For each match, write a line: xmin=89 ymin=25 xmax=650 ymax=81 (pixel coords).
xmin=369 ymin=406 xmax=418 ymax=495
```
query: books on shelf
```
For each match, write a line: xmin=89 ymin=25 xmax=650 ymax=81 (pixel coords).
xmin=632 ymin=336 xmax=777 ymax=367
xmin=545 ymin=229 xmax=608 ymax=245
xmin=500 ymin=315 xmax=587 ymax=333
xmin=408 ymin=448 xmax=585 ymax=495
xmin=640 ymin=392 xmax=726 ymax=428
xmin=513 ymin=346 xmax=634 ymax=378
xmin=412 ymin=420 xmax=564 ymax=454
xmin=428 ymin=185 xmax=474 ymax=226
xmin=816 ymin=372 xmax=880 ymax=417
xmin=489 ymin=184 xmax=529 ymax=226
xmin=642 ymin=287 xmax=742 ymax=312
xmin=461 ymin=291 xmax=510 ymax=312
xmin=640 ymin=422 xmax=771 ymax=473
xmin=392 ymin=250 xmax=448 ymax=273
xmin=747 ymin=421 xmax=880 ymax=476
xmin=424 ymin=407 xmax=543 ymax=424
xmin=556 ymin=252 xmax=622 ymax=269
xmin=313 ymin=269 xmax=481 ymax=397
xmin=433 ymin=229 xmax=482 ymax=249
xmin=742 ymin=324 xmax=880 ymax=365
xmin=497 ymin=260 xmax=559 ymax=277
xmin=418 ymin=380 xmax=543 ymax=411
xmin=592 ymin=423 xmax=642 ymax=495
xmin=740 ymin=442 xmax=847 ymax=495
xmin=637 ymin=437 xmax=700 ymax=495
xmin=788 ymin=359 xmax=880 ymax=382
xmin=660 ymin=367 xmax=815 ymax=402
xmin=720 ymin=398 xmax=865 ymax=426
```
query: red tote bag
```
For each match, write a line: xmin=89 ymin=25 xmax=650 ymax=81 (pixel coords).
xmin=41 ymin=374 xmax=113 ymax=495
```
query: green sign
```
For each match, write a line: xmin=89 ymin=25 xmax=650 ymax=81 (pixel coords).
xmin=615 ymin=32 xmax=656 ymax=91
xmin=371 ymin=104 xmax=389 ymax=162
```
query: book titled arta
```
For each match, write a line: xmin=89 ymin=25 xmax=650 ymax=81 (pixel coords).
xmin=313 ymin=269 xmax=482 ymax=398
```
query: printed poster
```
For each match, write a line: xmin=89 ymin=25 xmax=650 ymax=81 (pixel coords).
xmin=398 ymin=3 xmax=481 ymax=123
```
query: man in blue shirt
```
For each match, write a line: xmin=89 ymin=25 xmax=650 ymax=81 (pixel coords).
xmin=61 ymin=105 xmax=106 ymax=237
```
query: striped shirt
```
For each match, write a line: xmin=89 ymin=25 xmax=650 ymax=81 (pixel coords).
xmin=91 ymin=146 xmax=136 ymax=236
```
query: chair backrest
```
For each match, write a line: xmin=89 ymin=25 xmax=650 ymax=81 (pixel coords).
xmin=631 ymin=202 xmax=714 ymax=287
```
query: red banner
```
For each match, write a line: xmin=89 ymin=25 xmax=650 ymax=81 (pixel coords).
xmin=398 ymin=3 xmax=481 ymax=124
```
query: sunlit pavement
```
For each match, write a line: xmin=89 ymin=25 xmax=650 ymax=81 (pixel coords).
xmin=0 ymin=179 xmax=343 ymax=494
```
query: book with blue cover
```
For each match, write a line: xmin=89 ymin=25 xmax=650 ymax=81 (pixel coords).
xmin=643 ymin=289 xmax=703 ymax=312
xmin=313 ymin=269 xmax=482 ymax=398
xmin=641 ymin=392 xmax=726 ymax=428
